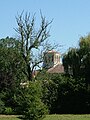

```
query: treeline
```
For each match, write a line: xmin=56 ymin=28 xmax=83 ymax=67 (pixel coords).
xmin=0 ymin=12 xmax=90 ymax=120
xmin=0 ymin=35 xmax=90 ymax=118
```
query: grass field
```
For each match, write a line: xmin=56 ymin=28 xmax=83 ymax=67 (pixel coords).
xmin=0 ymin=115 xmax=20 ymax=120
xmin=0 ymin=114 xmax=90 ymax=120
xmin=43 ymin=114 xmax=90 ymax=120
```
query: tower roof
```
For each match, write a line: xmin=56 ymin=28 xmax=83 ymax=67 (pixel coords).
xmin=47 ymin=64 xmax=64 ymax=73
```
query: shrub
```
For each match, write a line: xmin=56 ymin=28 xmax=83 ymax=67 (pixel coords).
xmin=4 ymin=107 xmax=13 ymax=115
xmin=13 ymin=81 xmax=48 ymax=120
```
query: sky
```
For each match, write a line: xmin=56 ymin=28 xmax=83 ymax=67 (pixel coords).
xmin=0 ymin=0 xmax=90 ymax=53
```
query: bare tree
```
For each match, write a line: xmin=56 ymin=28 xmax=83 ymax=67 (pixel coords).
xmin=15 ymin=11 xmax=52 ymax=81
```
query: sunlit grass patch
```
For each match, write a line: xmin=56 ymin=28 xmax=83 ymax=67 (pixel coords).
xmin=0 ymin=115 xmax=20 ymax=120
xmin=0 ymin=114 xmax=90 ymax=120
xmin=43 ymin=114 xmax=90 ymax=120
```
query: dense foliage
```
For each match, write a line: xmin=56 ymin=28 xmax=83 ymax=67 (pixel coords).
xmin=63 ymin=34 xmax=90 ymax=85
xmin=0 ymin=37 xmax=26 ymax=92
xmin=36 ymin=73 xmax=90 ymax=114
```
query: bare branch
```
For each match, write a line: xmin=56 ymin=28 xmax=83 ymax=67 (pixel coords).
xmin=15 ymin=11 xmax=52 ymax=81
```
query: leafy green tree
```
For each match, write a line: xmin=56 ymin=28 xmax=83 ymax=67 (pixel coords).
xmin=79 ymin=35 xmax=90 ymax=84
xmin=63 ymin=48 xmax=81 ymax=78
xmin=0 ymin=37 xmax=26 ymax=92
xmin=0 ymin=37 xmax=28 ymax=114
xmin=13 ymin=81 xmax=48 ymax=120
xmin=15 ymin=12 xmax=52 ymax=81
xmin=63 ymin=34 xmax=90 ymax=84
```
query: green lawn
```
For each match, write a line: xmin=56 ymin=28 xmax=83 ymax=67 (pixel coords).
xmin=43 ymin=115 xmax=90 ymax=120
xmin=0 ymin=115 xmax=21 ymax=120
xmin=0 ymin=114 xmax=90 ymax=120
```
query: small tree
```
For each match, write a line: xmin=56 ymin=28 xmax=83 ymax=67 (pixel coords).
xmin=15 ymin=11 xmax=52 ymax=81
xmin=13 ymin=81 xmax=48 ymax=120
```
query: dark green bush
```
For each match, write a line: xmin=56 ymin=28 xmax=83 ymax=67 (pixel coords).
xmin=41 ymin=73 xmax=88 ymax=114
xmin=13 ymin=81 xmax=48 ymax=120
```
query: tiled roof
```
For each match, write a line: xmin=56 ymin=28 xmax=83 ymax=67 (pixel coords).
xmin=47 ymin=64 xmax=64 ymax=73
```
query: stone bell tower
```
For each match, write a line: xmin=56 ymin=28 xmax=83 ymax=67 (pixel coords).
xmin=43 ymin=50 xmax=60 ymax=69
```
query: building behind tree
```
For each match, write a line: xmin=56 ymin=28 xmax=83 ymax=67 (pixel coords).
xmin=43 ymin=50 xmax=64 ymax=73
